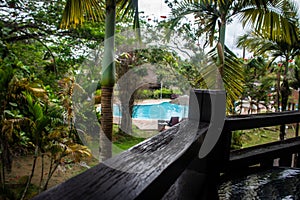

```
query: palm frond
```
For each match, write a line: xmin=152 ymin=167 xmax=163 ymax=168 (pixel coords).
xmin=60 ymin=0 xmax=104 ymax=29
xmin=237 ymin=28 xmax=300 ymax=64
xmin=237 ymin=32 xmax=280 ymax=56
xmin=167 ymin=0 xmax=221 ymax=46
xmin=206 ymin=45 xmax=244 ymax=110
xmin=166 ymin=0 xmax=204 ymax=39
xmin=117 ymin=0 xmax=139 ymax=28
xmin=238 ymin=0 xmax=299 ymax=45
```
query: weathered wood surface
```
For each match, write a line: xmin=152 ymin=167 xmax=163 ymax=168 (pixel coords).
xmin=225 ymin=111 xmax=300 ymax=169
xmin=33 ymin=120 xmax=208 ymax=200
xmin=225 ymin=111 xmax=300 ymax=131
xmin=32 ymin=95 xmax=300 ymax=200
xmin=228 ymin=137 xmax=300 ymax=169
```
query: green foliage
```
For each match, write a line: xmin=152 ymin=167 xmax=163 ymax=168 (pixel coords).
xmin=206 ymin=46 xmax=245 ymax=111
xmin=0 ymin=0 xmax=146 ymax=195
xmin=239 ymin=56 xmax=274 ymax=111
xmin=238 ymin=21 xmax=300 ymax=111
xmin=136 ymin=88 xmax=182 ymax=99
xmin=137 ymin=89 xmax=153 ymax=99
xmin=0 ymin=6 xmax=101 ymax=192
xmin=95 ymin=89 xmax=102 ymax=96
xmin=231 ymin=131 xmax=244 ymax=150
xmin=153 ymin=88 xmax=173 ymax=99
xmin=112 ymin=125 xmax=146 ymax=151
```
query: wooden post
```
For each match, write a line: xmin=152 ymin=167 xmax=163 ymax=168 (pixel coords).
xmin=260 ymin=160 xmax=274 ymax=168
xmin=279 ymin=155 xmax=293 ymax=167
xmin=182 ymin=89 xmax=227 ymax=199
xmin=162 ymin=89 xmax=227 ymax=199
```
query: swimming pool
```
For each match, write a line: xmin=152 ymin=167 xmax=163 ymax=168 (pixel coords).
xmin=113 ymin=102 xmax=188 ymax=120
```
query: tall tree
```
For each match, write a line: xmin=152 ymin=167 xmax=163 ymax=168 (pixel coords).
xmin=165 ymin=0 xmax=299 ymax=110
xmin=61 ymin=0 xmax=139 ymax=160
xmin=238 ymin=26 xmax=300 ymax=139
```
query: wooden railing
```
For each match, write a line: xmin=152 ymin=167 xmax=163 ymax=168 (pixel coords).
xmin=33 ymin=90 xmax=300 ymax=200
xmin=225 ymin=111 xmax=300 ymax=169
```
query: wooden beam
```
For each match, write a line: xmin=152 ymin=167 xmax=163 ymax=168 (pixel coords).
xmin=32 ymin=121 xmax=209 ymax=200
xmin=228 ymin=137 xmax=300 ymax=169
xmin=225 ymin=111 xmax=300 ymax=131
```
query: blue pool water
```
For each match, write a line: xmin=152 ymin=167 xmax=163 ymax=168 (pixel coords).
xmin=113 ymin=102 xmax=188 ymax=120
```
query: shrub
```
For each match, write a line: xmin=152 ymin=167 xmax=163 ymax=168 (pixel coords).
xmin=172 ymin=89 xmax=183 ymax=95
xmin=153 ymin=88 xmax=173 ymax=99
xmin=137 ymin=89 xmax=153 ymax=99
xmin=231 ymin=130 xmax=244 ymax=150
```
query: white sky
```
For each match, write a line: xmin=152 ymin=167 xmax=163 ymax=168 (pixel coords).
xmin=139 ymin=0 xmax=300 ymax=58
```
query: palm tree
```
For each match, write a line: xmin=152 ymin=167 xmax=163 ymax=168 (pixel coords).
xmin=166 ymin=0 xmax=299 ymax=110
xmin=60 ymin=0 xmax=139 ymax=160
xmin=237 ymin=20 xmax=300 ymax=139
xmin=291 ymin=55 xmax=300 ymax=136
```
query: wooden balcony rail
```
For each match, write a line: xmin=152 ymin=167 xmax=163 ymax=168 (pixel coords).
xmin=32 ymin=90 xmax=300 ymax=200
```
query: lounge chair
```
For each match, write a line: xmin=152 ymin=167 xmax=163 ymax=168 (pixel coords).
xmin=167 ymin=116 xmax=179 ymax=126
xmin=158 ymin=116 xmax=180 ymax=132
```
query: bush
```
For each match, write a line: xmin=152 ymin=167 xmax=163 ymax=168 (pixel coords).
xmin=94 ymin=89 xmax=101 ymax=96
xmin=153 ymin=88 xmax=173 ymax=99
xmin=94 ymin=89 xmax=101 ymax=104
xmin=231 ymin=131 xmax=244 ymax=150
xmin=172 ymin=89 xmax=183 ymax=95
xmin=137 ymin=89 xmax=153 ymax=99
xmin=137 ymin=88 xmax=180 ymax=99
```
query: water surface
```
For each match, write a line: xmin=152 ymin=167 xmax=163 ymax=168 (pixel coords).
xmin=113 ymin=102 xmax=188 ymax=120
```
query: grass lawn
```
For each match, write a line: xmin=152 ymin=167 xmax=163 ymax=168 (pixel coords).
xmin=233 ymin=124 xmax=299 ymax=149
xmin=112 ymin=124 xmax=156 ymax=154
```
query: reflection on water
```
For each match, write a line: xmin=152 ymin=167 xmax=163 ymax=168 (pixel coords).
xmin=218 ymin=168 xmax=300 ymax=199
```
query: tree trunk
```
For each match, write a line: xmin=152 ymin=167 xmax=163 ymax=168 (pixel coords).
xmin=276 ymin=71 xmax=281 ymax=112
xmin=256 ymin=101 xmax=260 ymax=113
xmin=21 ymin=145 xmax=38 ymax=200
xmin=39 ymin=154 xmax=44 ymax=193
xmin=296 ymin=89 xmax=300 ymax=137
xmin=101 ymin=0 xmax=116 ymax=87
xmin=280 ymin=59 xmax=291 ymax=141
xmin=100 ymin=86 xmax=114 ymax=161
xmin=216 ymin=17 xmax=226 ymax=89
xmin=99 ymin=0 xmax=116 ymax=161
xmin=118 ymin=63 xmax=132 ymax=134
xmin=120 ymin=92 xmax=134 ymax=134
xmin=42 ymin=155 xmax=62 ymax=191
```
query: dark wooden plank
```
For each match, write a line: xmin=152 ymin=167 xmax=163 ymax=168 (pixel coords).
xmin=32 ymin=120 xmax=209 ymax=200
xmin=31 ymin=91 xmax=300 ymax=200
xmin=228 ymin=137 xmax=300 ymax=169
xmin=225 ymin=111 xmax=300 ymax=131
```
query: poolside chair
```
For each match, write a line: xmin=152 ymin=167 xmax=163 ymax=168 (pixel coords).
xmin=158 ymin=117 xmax=180 ymax=132
xmin=167 ymin=116 xmax=179 ymax=127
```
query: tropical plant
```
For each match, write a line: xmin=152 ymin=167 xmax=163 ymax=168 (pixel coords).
xmin=238 ymin=30 xmax=300 ymax=104
xmin=0 ymin=63 xmax=45 ymax=192
xmin=237 ymin=56 xmax=276 ymax=114
xmin=237 ymin=17 xmax=300 ymax=139
xmin=19 ymin=90 xmax=92 ymax=198
xmin=289 ymin=55 xmax=300 ymax=136
xmin=0 ymin=1 xmax=106 ymax=198
xmin=165 ymin=0 xmax=299 ymax=111
xmin=20 ymin=92 xmax=50 ymax=199
xmin=61 ymin=0 xmax=139 ymax=160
